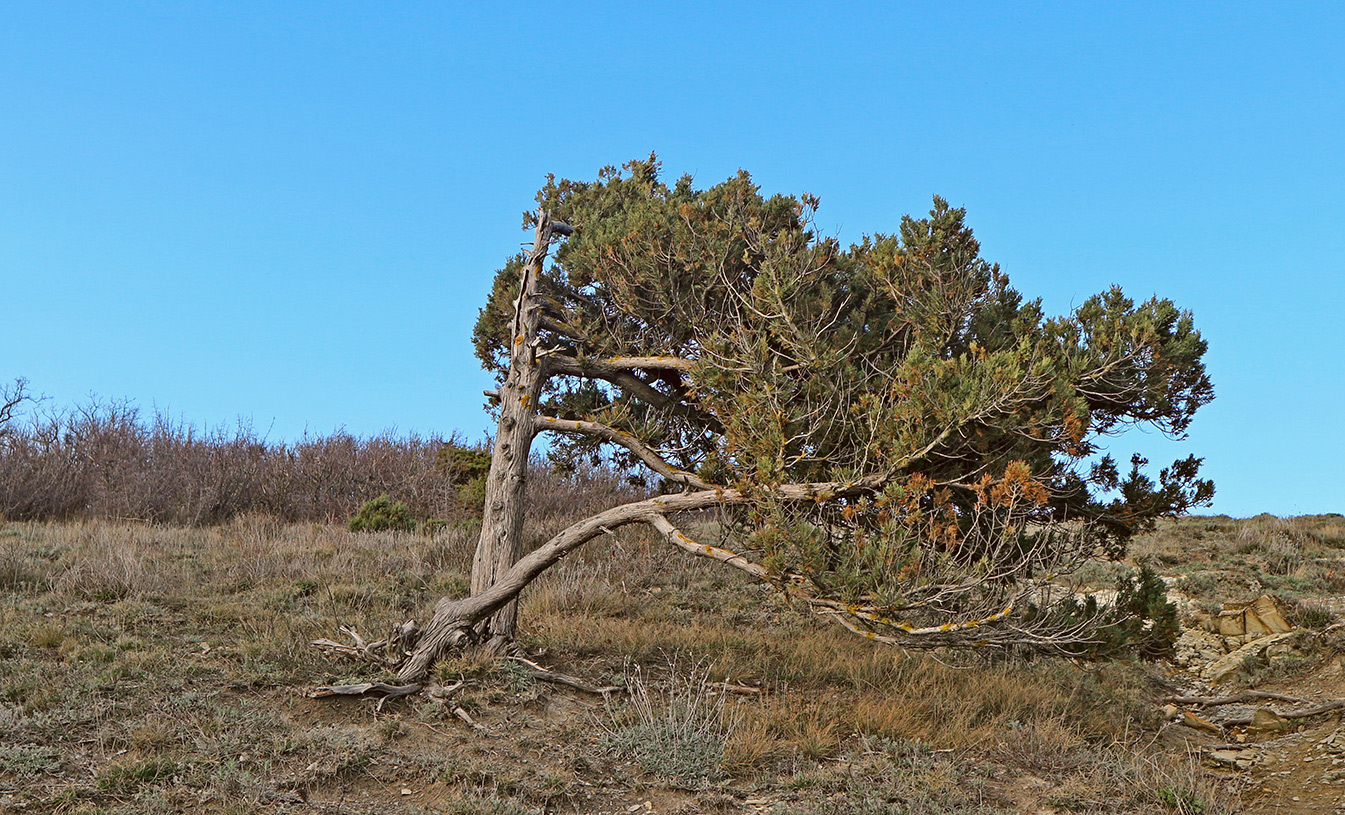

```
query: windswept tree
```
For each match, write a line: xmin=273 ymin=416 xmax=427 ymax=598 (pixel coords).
xmin=332 ymin=157 xmax=1213 ymax=685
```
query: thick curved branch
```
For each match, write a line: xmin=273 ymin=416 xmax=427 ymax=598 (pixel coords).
xmin=400 ymin=430 xmax=959 ymax=682
xmin=536 ymin=415 xmax=712 ymax=490
xmin=399 ymin=476 xmax=886 ymax=682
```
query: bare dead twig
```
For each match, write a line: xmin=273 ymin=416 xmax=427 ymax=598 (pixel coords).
xmin=453 ymin=705 xmax=486 ymax=733
xmin=506 ymin=655 xmax=621 ymax=696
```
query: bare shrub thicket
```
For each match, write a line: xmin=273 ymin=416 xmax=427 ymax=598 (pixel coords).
xmin=0 ymin=397 xmax=639 ymax=527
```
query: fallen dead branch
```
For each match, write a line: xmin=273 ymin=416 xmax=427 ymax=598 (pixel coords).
xmin=1161 ymin=688 xmax=1345 ymax=728
xmin=1221 ymin=700 xmax=1345 ymax=726
xmin=310 ymin=682 xmax=422 ymax=711
xmin=1161 ymin=690 xmax=1308 ymax=707
xmin=426 ymin=680 xmax=467 ymax=701
xmin=453 ymin=705 xmax=486 ymax=733
xmin=311 ymin=681 xmax=422 ymax=699
xmin=714 ymin=681 xmax=764 ymax=696
xmin=311 ymin=621 xmax=420 ymax=667
xmin=506 ymin=656 xmax=621 ymax=696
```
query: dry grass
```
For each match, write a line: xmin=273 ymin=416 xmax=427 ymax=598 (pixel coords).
xmin=1131 ymin=513 xmax=1345 ymax=610
xmin=0 ymin=515 xmax=1243 ymax=813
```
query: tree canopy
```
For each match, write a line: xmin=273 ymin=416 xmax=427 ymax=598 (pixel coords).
xmin=399 ymin=156 xmax=1213 ymax=678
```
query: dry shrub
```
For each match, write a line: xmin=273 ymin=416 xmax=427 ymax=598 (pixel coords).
xmin=1233 ymin=515 xmax=1312 ymax=567
xmin=984 ymin=716 xmax=1087 ymax=775
xmin=723 ymin=698 xmax=841 ymax=769
xmin=601 ymin=659 xmax=737 ymax=782
xmin=1047 ymin=746 xmax=1241 ymax=814
xmin=0 ymin=399 xmax=488 ymax=525
xmin=721 ymin=714 xmax=778 ymax=773
xmin=0 ymin=531 xmax=51 ymax=592
xmin=0 ymin=395 xmax=646 ymax=537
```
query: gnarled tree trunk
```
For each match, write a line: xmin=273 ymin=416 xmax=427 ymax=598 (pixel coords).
xmin=466 ymin=213 xmax=553 ymax=643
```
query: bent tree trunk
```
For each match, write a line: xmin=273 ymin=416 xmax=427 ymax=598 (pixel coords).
xmin=467 ymin=214 xmax=554 ymax=643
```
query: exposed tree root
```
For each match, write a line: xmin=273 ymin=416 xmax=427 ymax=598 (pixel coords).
xmin=311 ymin=622 xmax=622 ymax=710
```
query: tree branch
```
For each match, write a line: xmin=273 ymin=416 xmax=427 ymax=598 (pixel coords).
xmin=538 ymin=315 xmax=595 ymax=345
xmin=536 ymin=415 xmax=712 ymax=490
xmin=647 ymin=513 xmax=769 ymax=579
xmin=545 ymin=355 xmax=722 ymax=433
xmin=398 ymin=431 xmax=961 ymax=682
xmin=810 ymin=598 xmax=1015 ymax=638
xmin=0 ymin=377 xmax=29 ymax=432
xmin=589 ymin=356 xmax=696 ymax=372
xmin=398 ymin=476 xmax=889 ymax=682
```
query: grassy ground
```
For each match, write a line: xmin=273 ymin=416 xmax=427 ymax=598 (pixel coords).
xmin=0 ymin=515 xmax=1294 ymax=814
xmin=1132 ymin=514 xmax=1345 ymax=612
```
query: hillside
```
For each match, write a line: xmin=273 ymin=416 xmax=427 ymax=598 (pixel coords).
xmin=2 ymin=513 xmax=1343 ymax=813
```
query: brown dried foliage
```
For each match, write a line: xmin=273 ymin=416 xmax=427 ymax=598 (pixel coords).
xmin=0 ymin=397 xmax=633 ymax=527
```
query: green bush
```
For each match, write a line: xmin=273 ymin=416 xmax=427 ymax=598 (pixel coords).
xmin=1043 ymin=565 xmax=1179 ymax=659
xmin=457 ymin=473 xmax=488 ymax=512
xmin=437 ymin=444 xmax=491 ymax=483
xmin=348 ymin=495 xmax=415 ymax=533
xmin=437 ymin=443 xmax=491 ymax=514
xmin=1110 ymin=564 xmax=1180 ymax=658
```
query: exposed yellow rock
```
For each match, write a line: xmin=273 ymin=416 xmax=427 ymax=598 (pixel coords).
xmin=1183 ymin=710 xmax=1222 ymax=733
xmin=1248 ymin=708 xmax=1289 ymax=734
xmin=1212 ymin=594 xmax=1292 ymax=639
xmin=1248 ymin=595 xmax=1291 ymax=633
xmin=1200 ymin=631 xmax=1298 ymax=683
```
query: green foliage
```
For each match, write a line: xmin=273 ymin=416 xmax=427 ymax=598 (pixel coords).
xmin=347 ymin=494 xmax=415 ymax=533
xmin=1048 ymin=566 xmax=1179 ymax=659
xmin=0 ymin=743 xmax=60 ymax=776
xmin=438 ymin=443 xmax=491 ymax=514
xmin=474 ymin=155 xmax=1215 ymax=649
xmin=457 ymin=474 xmax=488 ymax=513
xmin=1156 ymin=784 xmax=1208 ymax=813
xmin=438 ymin=443 xmax=492 ymax=484
xmin=1110 ymin=565 xmax=1181 ymax=658
xmin=96 ymin=757 xmax=178 ymax=794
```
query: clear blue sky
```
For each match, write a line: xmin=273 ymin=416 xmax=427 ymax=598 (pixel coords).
xmin=2 ymin=3 xmax=1341 ymax=517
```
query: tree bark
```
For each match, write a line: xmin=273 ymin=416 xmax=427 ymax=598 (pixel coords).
xmin=468 ymin=213 xmax=554 ymax=641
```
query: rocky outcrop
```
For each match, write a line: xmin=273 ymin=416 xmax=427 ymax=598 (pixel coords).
xmin=1191 ymin=594 xmax=1293 ymax=648
xmin=1200 ymin=631 xmax=1300 ymax=683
